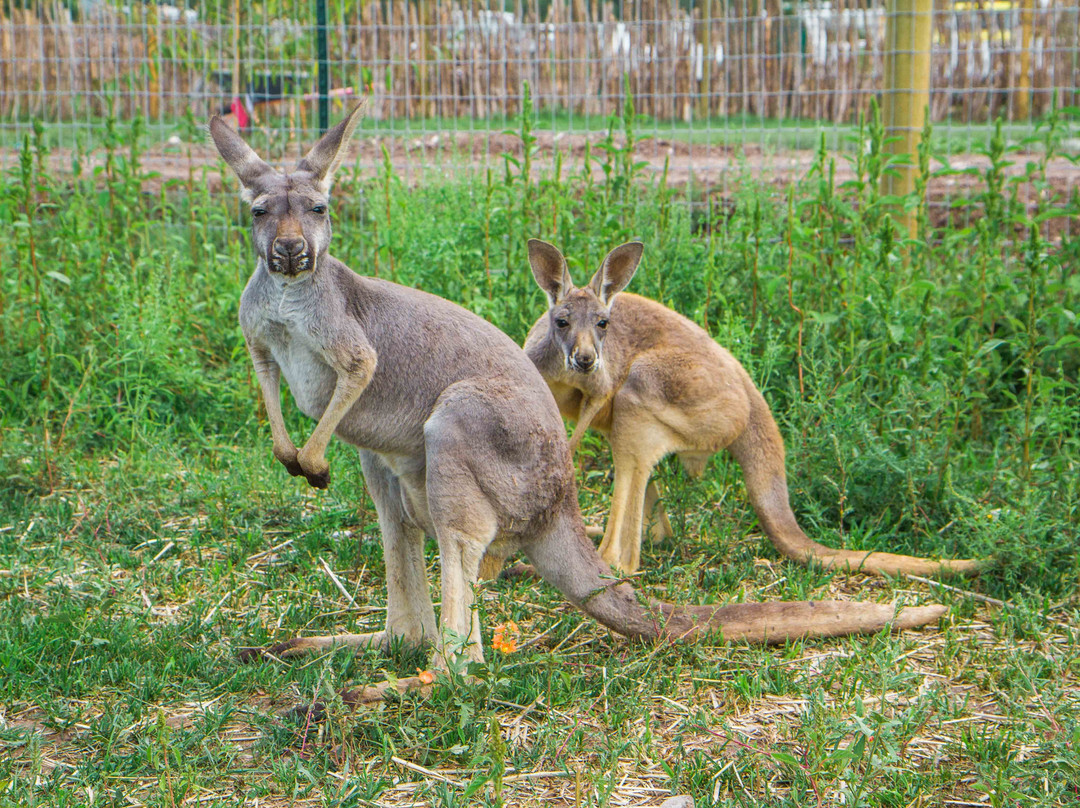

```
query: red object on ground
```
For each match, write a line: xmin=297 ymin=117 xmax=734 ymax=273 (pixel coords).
xmin=230 ymin=97 xmax=249 ymax=130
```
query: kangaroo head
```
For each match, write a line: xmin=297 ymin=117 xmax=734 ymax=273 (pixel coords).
xmin=209 ymin=103 xmax=366 ymax=278
xmin=528 ymin=239 xmax=643 ymax=375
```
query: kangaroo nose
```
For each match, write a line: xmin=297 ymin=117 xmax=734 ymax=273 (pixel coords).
xmin=273 ymin=237 xmax=306 ymax=257
xmin=574 ymin=352 xmax=595 ymax=370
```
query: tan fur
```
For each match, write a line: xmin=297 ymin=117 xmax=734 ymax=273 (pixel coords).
xmin=524 ymin=240 xmax=985 ymax=578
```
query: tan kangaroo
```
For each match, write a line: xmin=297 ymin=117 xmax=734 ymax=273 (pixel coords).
xmin=209 ymin=107 xmax=946 ymax=693
xmin=523 ymin=239 xmax=985 ymax=578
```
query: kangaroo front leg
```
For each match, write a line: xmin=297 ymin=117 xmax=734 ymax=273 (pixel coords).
xmin=248 ymin=342 xmax=305 ymax=478
xmin=567 ymin=394 xmax=607 ymax=454
xmin=296 ymin=340 xmax=377 ymax=488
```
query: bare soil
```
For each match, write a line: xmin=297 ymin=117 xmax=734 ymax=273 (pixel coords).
xmin=6 ymin=130 xmax=1078 ymax=239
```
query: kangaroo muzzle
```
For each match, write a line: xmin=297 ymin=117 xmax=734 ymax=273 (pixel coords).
xmin=271 ymin=236 xmax=312 ymax=276
xmin=569 ymin=348 xmax=598 ymax=374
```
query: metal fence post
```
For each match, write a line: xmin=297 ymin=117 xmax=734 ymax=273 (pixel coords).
xmin=317 ymin=0 xmax=329 ymax=133
xmin=882 ymin=0 xmax=932 ymax=239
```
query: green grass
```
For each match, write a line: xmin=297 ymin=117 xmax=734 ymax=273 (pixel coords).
xmin=0 ymin=98 xmax=1078 ymax=806
xmin=3 ymin=104 xmax=1074 ymax=158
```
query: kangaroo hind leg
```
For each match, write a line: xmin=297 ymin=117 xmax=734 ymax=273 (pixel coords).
xmin=423 ymin=392 xmax=513 ymax=667
xmin=361 ymin=451 xmax=439 ymax=647
xmin=239 ymin=451 xmax=434 ymax=664
xmin=642 ymin=479 xmax=674 ymax=544
xmin=640 ymin=451 xmax=711 ymax=546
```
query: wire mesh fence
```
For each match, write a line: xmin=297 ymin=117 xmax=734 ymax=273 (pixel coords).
xmin=4 ymin=0 xmax=1078 ymax=125
xmin=2 ymin=0 xmax=1078 ymax=226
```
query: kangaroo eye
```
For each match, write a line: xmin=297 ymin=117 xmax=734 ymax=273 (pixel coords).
xmin=597 ymin=319 xmax=609 ymax=329
xmin=252 ymin=208 xmax=267 ymax=217
xmin=312 ymin=205 xmax=327 ymax=215
xmin=555 ymin=318 xmax=569 ymax=329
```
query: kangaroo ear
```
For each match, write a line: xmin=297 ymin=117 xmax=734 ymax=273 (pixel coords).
xmin=588 ymin=242 xmax=643 ymax=305
xmin=528 ymin=239 xmax=574 ymax=307
xmin=296 ymin=101 xmax=367 ymax=194
xmin=208 ymin=116 xmax=274 ymax=199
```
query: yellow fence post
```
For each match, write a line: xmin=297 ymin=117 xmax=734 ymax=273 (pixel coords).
xmin=147 ymin=3 xmax=159 ymax=122
xmin=1016 ymin=0 xmax=1035 ymax=120
xmin=882 ymin=0 xmax=933 ymax=239
xmin=697 ymin=0 xmax=713 ymax=121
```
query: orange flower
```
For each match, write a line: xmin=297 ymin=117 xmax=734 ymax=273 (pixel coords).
xmin=491 ymin=621 xmax=520 ymax=655
xmin=416 ymin=668 xmax=436 ymax=685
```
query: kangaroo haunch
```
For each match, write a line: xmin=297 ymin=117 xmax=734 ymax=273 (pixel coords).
xmin=209 ymin=105 xmax=947 ymax=690
xmin=523 ymin=239 xmax=985 ymax=578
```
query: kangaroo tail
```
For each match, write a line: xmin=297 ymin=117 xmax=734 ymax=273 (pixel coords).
xmin=523 ymin=506 xmax=946 ymax=644
xmin=728 ymin=390 xmax=985 ymax=578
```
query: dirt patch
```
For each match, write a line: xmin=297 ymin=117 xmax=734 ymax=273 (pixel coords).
xmin=5 ymin=130 xmax=1077 ymax=239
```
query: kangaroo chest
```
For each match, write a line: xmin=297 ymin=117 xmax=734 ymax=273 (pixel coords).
xmin=244 ymin=279 xmax=340 ymax=421
xmin=266 ymin=326 xmax=338 ymax=420
xmin=547 ymin=381 xmax=614 ymax=433
xmin=242 ymin=271 xmax=438 ymax=457
xmin=547 ymin=381 xmax=583 ymax=419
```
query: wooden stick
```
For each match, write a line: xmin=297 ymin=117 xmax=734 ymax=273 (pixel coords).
xmin=906 ymin=574 xmax=1078 ymax=635
xmin=318 ymin=556 xmax=360 ymax=609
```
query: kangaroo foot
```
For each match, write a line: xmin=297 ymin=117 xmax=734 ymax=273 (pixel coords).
xmin=239 ymin=630 xmax=390 ymax=663
xmin=499 ymin=561 xmax=540 ymax=581
xmin=786 ymin=544 xmax=988 ymax=579
xmin=238 ymin=637 xmax=316 ymax=663
xmin=283 ymin=676 xmax=434 ymax=723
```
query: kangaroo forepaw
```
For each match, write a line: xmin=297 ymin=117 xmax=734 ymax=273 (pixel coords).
xmin=296 ymin=448 xmax=331 ymax=489
xmin=274 ymin=449 xmax=305 ymax=478
xmin=305 ymin=467 xmax=330 ymax=489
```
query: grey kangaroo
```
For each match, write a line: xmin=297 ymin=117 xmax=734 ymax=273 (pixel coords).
xmin=523 ymin=239 xmax=984 ymax=578
xmin=209 ymin=106 xmax=945 ymax=693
